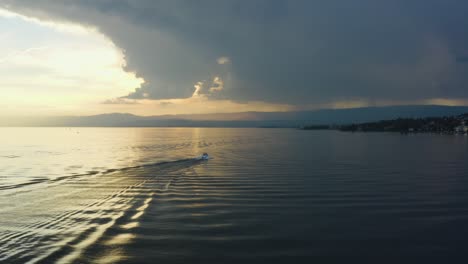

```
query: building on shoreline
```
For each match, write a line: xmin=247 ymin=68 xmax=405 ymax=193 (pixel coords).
xmin=455 ymin=121 xmax=468 ymax=134
xmin=335 ymin=113 xmax=468 ymax=134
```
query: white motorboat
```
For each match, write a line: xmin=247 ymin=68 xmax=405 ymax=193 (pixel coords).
xmin=197 ymin=153 xmax=210 ymax=160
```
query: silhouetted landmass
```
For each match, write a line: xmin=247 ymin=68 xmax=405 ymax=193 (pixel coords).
xmin=301 ymin=125 xmax=331 ymax=130
xmin=339 ymin=113 xmax=468 ymax=134
xmin=2 ymin=105 xmax=468 ymax=127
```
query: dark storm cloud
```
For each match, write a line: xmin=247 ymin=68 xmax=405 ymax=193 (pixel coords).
xmin=2 ymin=0 xmax=468 ymax=104
xmin=456 ymin=56 xmax=468 ymax=64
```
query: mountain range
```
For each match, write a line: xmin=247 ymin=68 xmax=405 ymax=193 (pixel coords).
xmin=2 ymin=105 xmax=468 ymax=127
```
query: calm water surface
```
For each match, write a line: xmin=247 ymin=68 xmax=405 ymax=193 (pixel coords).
xmin=0 ymin=128 xmax=468 ymax=262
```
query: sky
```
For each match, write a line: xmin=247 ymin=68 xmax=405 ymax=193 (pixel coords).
xmin=1 ymin=0 xmax=468 ymax=116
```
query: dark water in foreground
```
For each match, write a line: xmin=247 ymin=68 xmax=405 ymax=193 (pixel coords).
xmin=1 ymin=128 xmax=468 ymax=262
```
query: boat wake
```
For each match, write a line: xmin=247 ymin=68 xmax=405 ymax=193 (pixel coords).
xmin=0 ymin=157 xmax=205 ymax=192
xmin=0 ymin=156 xmax=205 ymax=263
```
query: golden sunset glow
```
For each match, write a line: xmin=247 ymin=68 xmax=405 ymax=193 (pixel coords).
xmin=0 ymin=9 xmax=143 ymax=115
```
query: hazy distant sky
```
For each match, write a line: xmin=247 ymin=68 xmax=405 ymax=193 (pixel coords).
xmin=1 ymin=0 xmax=468 ymax=115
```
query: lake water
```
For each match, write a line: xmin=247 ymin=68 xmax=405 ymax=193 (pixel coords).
xmin=1 ymin=127 xmax=468 ymax=263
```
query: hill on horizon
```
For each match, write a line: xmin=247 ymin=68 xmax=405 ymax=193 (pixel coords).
xmin=2 ymin=105 xmax=468 ymax=127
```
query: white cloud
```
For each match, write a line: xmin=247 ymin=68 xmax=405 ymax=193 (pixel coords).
xmin=192 ymin=81 xmax=204 ymax=98
xmin=217 ymin=56 xmax=230 ymax=65
xmin=209 ymin=76 xmax=224 ymax=92
xmin=0 ymin=8 xmax=95 ymax=34
xmin=190 ymin=76 xmax=225 ymax=98
xmin=102 ymin=98 xmax=139 ymax=105
xmin=0 ymin=10 xmax=144 ymax=115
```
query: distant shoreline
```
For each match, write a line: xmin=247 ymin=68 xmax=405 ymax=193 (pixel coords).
xmin=302 ymin=113 xmax=468 ymax=135
xmin=2 ymin=105 xmax=468 ymax=128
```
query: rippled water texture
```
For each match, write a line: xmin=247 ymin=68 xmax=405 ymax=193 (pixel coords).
xmin=1 ymin=128 xmax=468 ymax=262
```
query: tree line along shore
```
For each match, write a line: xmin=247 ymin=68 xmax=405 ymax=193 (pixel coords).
xmin=302 ymin=113 xmax=468 ymax=134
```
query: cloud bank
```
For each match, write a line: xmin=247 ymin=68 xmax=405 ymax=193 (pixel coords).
xmin=2 ymin=0 xmax=468 ymax=107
